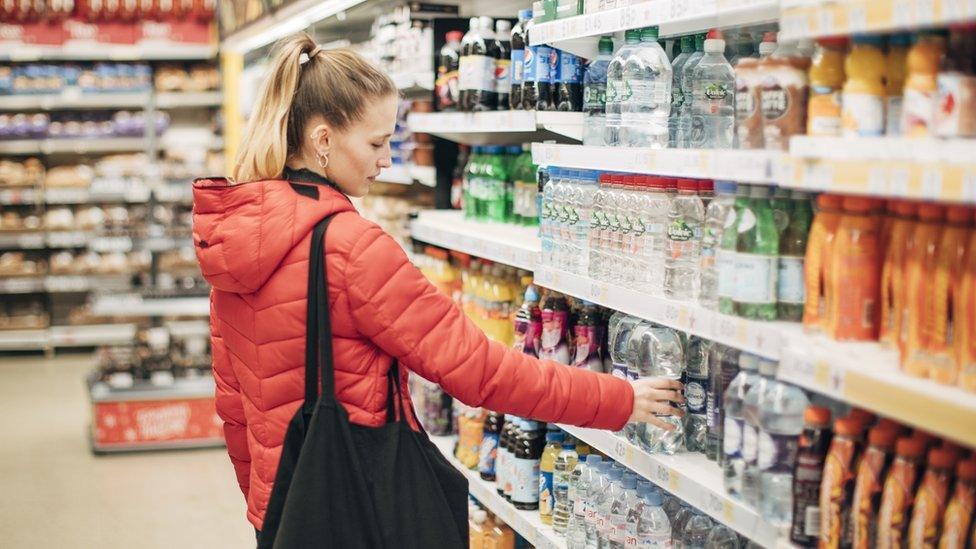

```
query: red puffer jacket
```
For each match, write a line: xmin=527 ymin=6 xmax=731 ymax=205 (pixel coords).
xmin=192 ymin=176 xmax=634 ymax=529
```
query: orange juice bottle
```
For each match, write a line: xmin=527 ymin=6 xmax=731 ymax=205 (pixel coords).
xmin=829 ymin=197 xmax=883 ymax=341
xmin=842 ymin=35 xmax=887 ymax=137
xmin=923 ymin=206 xmax=974 ymax=385
xmin=878 ymin=437 xmax=928 ymax=549
xmin=470 ymin=509 xmax=490 ymax=549
xmin=902 ymin=33 xmax=948 ymax=138
xmin=484 ymin=522 xmax=515 ymax=549
xmin=881 ymin=201 xmax=919 ymax=346
xmin=958 ymin=224 xmax=976 ymax=392
xmin=903 ymin=204 xmax=947 ymax=375
xmin=939 ymin=457 xmax=976 ymax=549
xmin=851 ymin=426 xmax=899 ymax=549
xmin=908 ymin=448 xmax=959 ymax=548
xmin=804 ymin=194 xmax=845 ymax=331
xmin=886 ymin=34 xmax=911 ymax=135
xmin=808 ymin=37 xmax=848 ymax=136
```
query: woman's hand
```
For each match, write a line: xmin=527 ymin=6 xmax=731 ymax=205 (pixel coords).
xmin=628 ymin=377 xmax=686 ymax=431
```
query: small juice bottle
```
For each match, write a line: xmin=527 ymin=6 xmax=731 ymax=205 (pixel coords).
xmin=804 ymin=194 xmax=845 ymax=331
xmin=939 ymin=457 xmax=976 ymax=549
xmin=819 ymin=418 xmax=866 ymax=548
xmin=903 ymin=204 xmax=947 ymax=375
xmin=923 ymin=206 xmax=974 ymax=385
xmin=878 ymin=437 xmax=927 ymax=549
xmin=908 ymin=448 xmax=959 ymax=548
xmin=886 ymin=34 xmax=911 ymax=135
xmin=484 ymin=523 xmax=515 ymax=549
xmin=902 ymin=33 xmax=948 ymax=138
xmin=851 ymin=427 xmax=899 ymax=549
xmin=842 ymin=35 xmax=887 ymax=137
xmin=829 ymin=197 xmax=883 ymax=341
xmin=539 ymin=428 xmax=562 ymax=524
xmin=807 ymin=37 xmax=847 ymax=136
xmin=958 ymin=224 xmax=976 ymax=392
xmin=880 ymin=201 xmax=919 ymax=346
xmin=469 ymin=509 xmax=490 ymax=549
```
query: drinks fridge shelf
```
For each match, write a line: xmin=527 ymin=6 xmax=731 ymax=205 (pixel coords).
xmin=406 ymin=111 xmax=583 ymax=145
xmin=411 ymin=210 xmax=541 ymax=271
xmin=779 ymin=0 xmax=976 ymax=41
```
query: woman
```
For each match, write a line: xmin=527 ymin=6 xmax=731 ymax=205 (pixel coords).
xmin=192 ymin=33 xmax=683 ymax=538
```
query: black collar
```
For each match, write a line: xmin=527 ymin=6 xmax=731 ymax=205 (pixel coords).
xmin=282 ymin=167 xmax=337 ymax=189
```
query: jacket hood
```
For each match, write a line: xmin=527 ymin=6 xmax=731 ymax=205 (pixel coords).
xmin=192 ymin=177 xmax=355 ymax=294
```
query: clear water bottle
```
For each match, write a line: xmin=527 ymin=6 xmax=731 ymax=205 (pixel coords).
xmin=608 ymin=475 xmax=637 ymax=549
xmin=609 ymin=313 xmax=641 ymax=439
xmin=681 ymin=513 xmax=714 ymax=549
xmin=664 ymin=179 xmax=705 ymax=301
xmin=631 ymin=322 xmax=685 ymax=453
xmin=758 ymin=363 xmax=809 ymax=528
xmin=621 ymin=26 xmax=672 ymax=148
xmin=690 ymin=30 xmax=735 ymax=149
xmin=614 ymin=176 xmax=639 ymax=285
xmin=597 ymin=466 xmax=624 ymax=548
xmin=704 ymin=523 xmax=740 ymax=549
xmin=723 ymin=353 xmax=760 ymax=498
xmin=602 ymin=175 xmax=625 ymax=283
xmin=583 ymin=36 xmax=614 ymax=145
xmin=604 ymin=29 xmax=641 ymax=147
xmin=684 ymin=336 xmax=710 ymax=454
xmin=540 ymin=167 xmax=559 ymax=266
xmin=742 ymin=357 xmax=776 ymax=509
xmin=635 ymin=486 xmax=672 ymax=548
xmin=700 ymin=181 xmax=737 ymax=310
xmin=669 ymin=35 xmax=696 ymax=147
xmin=675 ymin=33 xmax=706 ymax=148
xmin=549 ymin=168 xmax=568 ymax=267
xmin=671 ymin=505 xmax=693 ymax=546
xmin=574 ymin=170 xmax=598 ymax=276
xmin=588 ymin=173 xmax=611 ymax=280
xmin=568 ymin=455 xmax=599 ymax=549
xmin=585 ymin=461 xmax=610 ymax=549
xmin=707 ymin=346 xmax=741 ymax=463
xmin=637 ymin=176 xmax=669 ymax=294
xmin=555 ymin=169 xmax=578 ymax=271
xmin=553 ymin=438 xmax=579 ymax=533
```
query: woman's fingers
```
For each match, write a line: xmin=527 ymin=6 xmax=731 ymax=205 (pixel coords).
xmin=645 ymin=415 xmax=678 ymax=432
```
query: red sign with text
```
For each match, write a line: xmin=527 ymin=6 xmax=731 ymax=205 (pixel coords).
xmin=93 ymin=397 xmax=223 ymax=448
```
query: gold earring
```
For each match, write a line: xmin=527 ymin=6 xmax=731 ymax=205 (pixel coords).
xmin=317 ymin=154 xmax=329 ymax=169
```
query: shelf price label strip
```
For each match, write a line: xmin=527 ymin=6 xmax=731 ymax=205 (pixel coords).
xmin=780 ymin=0 xmax=976 ymax=40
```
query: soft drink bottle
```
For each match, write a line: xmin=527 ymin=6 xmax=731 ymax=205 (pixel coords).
xmin=522 ymin=24 xmax=551 ymax=111
xmin=493 ymin=20 xmax=511 ymax=110
xmin=509 ymin=9 xmax=532 ymax=110
xmin=479 ymin=411 xmax=502 ymax=481
xmin=435 ymin=31 xmax=463 ymax=111
xmin=556 ymin=50 xmax=583 ymax=111
xmin=733 ymin=185 xmax=779 ymax=320
xmin=458 ymin=17 xmax=482 ymax=111
xmin=512 ymin=419 xmax=545 ymax=510
xmin=463 ymin=17 xmax=496 ymax=111
xmin=540 ymin=427 xmax=563 ymax=524
xmin=540 ymin=292 xmax=571 ymax=364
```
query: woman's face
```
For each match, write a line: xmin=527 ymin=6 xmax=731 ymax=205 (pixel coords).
xmin=316 ymin=94 xmax=398 ymax=198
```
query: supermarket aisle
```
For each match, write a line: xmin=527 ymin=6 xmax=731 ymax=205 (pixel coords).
xmin=0 ymin=353 xmax=253 ymax=548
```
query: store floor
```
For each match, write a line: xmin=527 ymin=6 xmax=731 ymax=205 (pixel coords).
xmin=0 ymin=352 xmax=254 ymax=548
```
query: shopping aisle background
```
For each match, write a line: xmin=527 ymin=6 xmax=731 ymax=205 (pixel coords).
xmin=0 ymin=354 xmax=253 ymax=548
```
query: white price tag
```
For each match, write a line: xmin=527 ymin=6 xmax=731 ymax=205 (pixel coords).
xmin=816 ymin=8 xmax=834 ymax=34
xmin=920 ymin=168 xmax=944 ymax=199
xmin=868 ymin=167 xmax=888 ymax=195
xmin=962 ymin=172 xmax=976 ymax=203
xmin=847 ymin=4 xmax=868 ymax=31
xmin=588 ymin=280 xmax=609 ymax=302
xmin=893 ymin=0 xmax=914 ymax=26
xmin=611 ymin=438 xmax=630 ymax=461
xmin=890 ymin=168 xmax=911 ymax=196
xmin=915 ymin=0 xmax=936 ymax=24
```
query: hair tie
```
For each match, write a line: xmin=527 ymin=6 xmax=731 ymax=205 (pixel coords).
xmin=300 ymin=46 xmax=323 ymax=65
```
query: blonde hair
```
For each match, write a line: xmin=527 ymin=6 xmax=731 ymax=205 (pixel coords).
xmin=233 ymin=33 xmax=397 ymax=183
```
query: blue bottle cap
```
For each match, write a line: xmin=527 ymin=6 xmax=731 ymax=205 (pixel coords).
xmin=586 ymin=454 xmax=603 ymax=464
xmin=507 ymin=146 xmax=522 ymax=155
xmin=546 ymin=429 xmax=564 ymax=442
xmin=714 ymin=181 xmax=737 ymax=194
xmin=525 ymin=285 xmax=540 ymax=302
xmin=519 ymin=8 xmax=533 ymax=20
xmin=852 ymin=33 xmax=885 ymax=47
xmin=622 ymin=476 xmax=637 ymax=490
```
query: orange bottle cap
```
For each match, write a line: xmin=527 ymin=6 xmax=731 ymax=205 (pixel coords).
xmin=911 ymin=430 xmax=936 ymax=447
xmin=896 ymin=437 xmax=927 ymax=458
xmin=957 ymin=458 xmax=976 ymax=481
xmin=918 ymin=203 xmax=946 ymax=220
xmin=818 ymin=36 xmax=849 ymax=48
xmin=946 ymin=205 xmax=973 ymax=224
xmin=804 ymin=406 xmax=832 ymax=425
xmin=847 ymin=409 xmax=876 ymax=427
xmin=928 ymin=448 xmax=958 ymax=469
xmin=876 ymin=418 xmax=905 ymax=434
xmin=842 ymin=196 xmax=876 ymax=213
xmin=817 ymin=194 xmax=843 ymax=210
xmin=868 ymin=426 xmax=899 ymax=448
xmin=835 ymin=418 xmax=865 ymax=436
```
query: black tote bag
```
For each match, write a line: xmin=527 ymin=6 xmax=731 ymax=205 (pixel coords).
xmin=257 ymin=215 xmax=469 ymax=549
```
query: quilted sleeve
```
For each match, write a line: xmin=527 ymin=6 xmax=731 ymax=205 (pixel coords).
xmin=343 ymin=226 xmax=634 ymax=431
xmin=210 ymin=294 xmax=251 ymax=499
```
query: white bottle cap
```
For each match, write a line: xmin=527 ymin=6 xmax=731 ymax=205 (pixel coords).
xmin=474 ymin=510 xmax=488 ymax=524
xmin=758 ymin=41 xmax=777 ymax=56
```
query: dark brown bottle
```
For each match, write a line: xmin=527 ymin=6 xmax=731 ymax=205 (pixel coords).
xmin=790 ymin=405 xmax=833 ymax=546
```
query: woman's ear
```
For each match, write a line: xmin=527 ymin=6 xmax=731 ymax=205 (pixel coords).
xmin=309 ymin=122 xmax=333 ymax=157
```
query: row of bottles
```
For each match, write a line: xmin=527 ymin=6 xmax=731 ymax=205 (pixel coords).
xmin=803 ymin=195 xmax=976 ymax=392
xmin=461 ymin=145 xmax=539 ymax=226
xmin=468 ymin=501 xmax=517 ymax=549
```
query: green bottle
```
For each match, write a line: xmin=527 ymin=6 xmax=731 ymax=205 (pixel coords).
xmin=485 ymin=146 xmax=510 ymax=223
xmin=463 ymin=146 xmax=480 ymax=220
xmin=734 ymin=185 xmax=779 ymax=320
xmin=777 ymin=190 xmax=812 ymax=321
xmin=718 ymin=184 xmax=750 ymax=315
xmin=770 ymin=187 xmax=793 ymax=238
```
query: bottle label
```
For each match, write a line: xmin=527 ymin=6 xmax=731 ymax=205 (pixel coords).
xmin=583 ymin=82 xmax=607 ymax=112
xmin=624 ymin=80 xmax=669 ymax=108
xmin=435 ymin=69 xmax=460 ymax=109
xmin=934 ymin=73 xmax=976 ymax=136
xmin=742 ymin=423 xmax=758 ymax=464
xmin=540 ymin=309 xmax=569 ymax=364
xmin=611 ymin=361 xmax=628 ymax=379
xmin=667 ymin=220 xmax=701 ymax=261
xmin=514 ymin=316 xmax=541 ymax=357
xmin=841 ymin=92 xmax=885 ymax=137
xmin=530 ymin=46 xmax=552 ymax=83
xmin=495 ymin=58 xmax=511 ymax=91
xmin=511 ymin=49 xmax=526 ymax=85
xmin=539 ymin=469 xmax=554 ymax=517
xmin=777 ymin=255 xmax=805 ymax=305
xmin=761 ymin=84 xmax=790 ymax=121
xmin=733 ymin=253 xmax=777 ymax=305
xmin=902 ymin=87 xmax=935 ymax=137
xmin=460 ymin=54 xmax=496 ymax=93
xmin=606 ymin=78 xmax=624 ymax=105
xmin=556 ymin=53 xmax=581 ymax=84
xmin=574 ymin=497 xmax=587 ymax=519
xmin=512 ymin=456 xmax=540 ymax=503
xmin=736 ymin=82 xmax=757 ymax=119
xmin=716 ymin=248 xmax=737 ymax=300
xmin=610 ymin=512 xmax=627 ymax=543
xmin=637 ymin=532 xmax=672 ymax=548
xmin=684 ymin=376 xmax=708 ymax=414
xmin=573 ymin=325 xmax=601 ymax=370
xmin=757 ymin=431 xmax=799 ymax=474
xmin=807 ymin=87 xmax=842 ymax=136
xmin=478 ymin=432 xmax=499 ymax=476
xmin=723 ymin=416 xmax=742 ymax=458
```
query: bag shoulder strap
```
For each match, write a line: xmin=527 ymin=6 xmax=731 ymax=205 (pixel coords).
xmin=303 ymin=215 xmax=336 ymax=413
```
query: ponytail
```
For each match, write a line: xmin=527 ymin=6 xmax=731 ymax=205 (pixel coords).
xmin=233 ymin=33 xmax=396 ymax=183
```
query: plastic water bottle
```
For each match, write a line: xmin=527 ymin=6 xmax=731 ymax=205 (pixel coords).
xmin=690 ymin=30 xmax=735 ymax=149
xmin=604 ymin=175 xmax=629 ymax=283
xmin=553 ymin=438 xmax=579 ymax=534
xmin=540 ymin=167 xmax=559 ymax=266
xmin=553 ymin=169 xmax=573 ymax=270
xmin=681 ymin=513 xmax=714 ymax=549
xmin=631 ymin=322 xmax=685 ymax=453
xmin=684 ymin=336 xmax=710 ymax=454
xmin=608 ymin=475 xmax=637 ymax=549
xmin=669 ymin=35 xmax=696 ymax=147
xmin=664 ymin=179 xmax=705 ymax=301
xmin=704 ymin=524 xmax=740 ymax=549
xmin=637 ymin=176 xmax=669 ymax=294
xmin=621 ymin=26 xmax=672 ymax=148
xmin=759 ymin=364 xmax=809 ymax=528
xmin=568 ymin=455 xmax=599 ymax=549
xmin=585 ymin=461 xmax=609 ymax=549
xmin=675 ymin=33 xmax=706 ymax=148
xmin=742 ymin=357 xmax=776 ymax=509
xmin=614 ymin=176 xmax=638 ymax=285
xmin=707 ymin=345 xmax=740 ymax=463
xmin=549 ymin=168 xmax=568 ymax=267
xmin=671 ymin=505 xmax=693 ymax=546
xmin=700 ymin=181 xmax=737 ymax=310
xmin=723 ymin=353 xmax=760 ymax=498
xmin=583 ymin=36 xmax=614 ymax=146
xmin=597 ymin=466 xmax=624 ymax=548
xmin=574 ymin=170 xmax=598 ymax=276
xmin=604 ymin=29 xmax=641 ymax=147
xmin=635 ymin=486 xmax=671 ymax=548
xmin=609 ymin=313 xmax=641 ymax=438
xmin=588 ymin=173 xmax=611 ymax=281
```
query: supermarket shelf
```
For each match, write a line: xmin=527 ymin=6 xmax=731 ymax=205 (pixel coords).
xmin=88 ymin=373 xmax=216 ymax=403
xmin=532 ymin=143 xmax=780 ymax=183
xmin=0 ymin=91 xmax=149 ymax=111
xmin=779 ymin=0 xmax=976 ymax=41
xmin=786 ymin=136 xmax=976 ymax=204
xmin=0 ymin=187 xmax=40 ymax=204
xmin=155 ymin=91 xmax=223 ymax=109
xmin=407 ymin=111 xmax=583 ymax=145
xmin=220 ymin=0 xmax=368 ymax=53
xmin=90 ymin=295 xmax=209 ymax=317
xmin=377 ymin=165 xmax=415 ymax=185
xmin=0 ymin=231 xmax=46 ymax=250
xmin=779 ymin=333 xmax=976 ymax=448
xmin=558 ymin=425 xmax=782 ymax=548
xmin=410 ymin=165 xmax=437 ymax=188
xmin=0 ymin=43 xmax=217 ymax=62
xmin=46 ymin=184 xmax=152 ymax=204
xmin=430 ymin=435 xmax=567 ymax=549
xmin=411 ymin=210 xmax=541 ymax=271
xmin=531 ymin=0 xmax=779 ymax=58
xmin=0 ymin=137 xmax=147 ymax=155
xmin=391 ymin=72 xmax=435 ymax=96
xmin=0 ymin=276 xmax=46 ymax=294
xmin=534 ymin=267 xmax=792 ymax=360
xmin=0 ymin=329 xmax=48 ymax=350
xmin=48 ymin=323 xmax=137 ymax=347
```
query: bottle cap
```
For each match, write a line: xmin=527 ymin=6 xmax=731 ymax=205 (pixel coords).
xmin=446 ymin=31 xmax=463 ymax=42
xmin=641 ymin=26 xmax=659 ymax=41
xmin=698 ymin=180 xmax=714 ymax=193
xmin=928 ymin=448 xmax=958 ymax=469
xmin=644 ymin=488 xmax=663 ymax=506
xmin=469 ymin=16 xmax=480 ymax=29
xmin=624 ymin=29 xmax=641 ymax=42
xmin=479 ymin=16 xmax=494 ymax=31
xmin=847 ymin=408 xmax=876 ymax=427
xmin=622 ymin=476 xmax=637 ymax=490
xmin=889 ymin=33 xmax=912 ymax=47
xmin=804 ymin=405 xmax=832 ymax=426
xmin=738 ymin=353 xmax=759 ymax=371
xmin=842 ymin=196 xmax=876 ymax=213
xmin=868 ymin=426 xmax=898 ymax=448
xmin=957 ymin=458 xmax=976 ymax=481
xmin=704 ymin=29 xmax=725 ymax=53
xmin=677 ymin=179 xmax=698 ymax=192
xmin=818 ymin=36 xmax=849 ymax=48
xmin=911 ymin=430 xmax=937 ymax=448
xmin=586 ymin=454 xmax=603 ymax=464
xmin=834 ymin=418 xmax=865 ymax=437
xmin=546 ymin=429 xmax=565 ymax=442
xmin=875 ymin=418 xmax=905 ymax=434
xmin=918 ymin=203 xmax=946 ymax=220
xmin=519 ymin=8 xmax=534 ymax=20
xmin=598 ymin=36 xmax=615 ymax=54
xmin=896 ymin=436 xmax=926 ymax=458
xmin=946 ymin=205 xmax=973 ymax=224
xmin=599 ymin=173 xmax=612 ymax=184
xmin=611 ymin=174 xmax=626 ymax=185
xmin=496 ymin=20 xmax=512 ymax=33
xmin=758 ymin=358 xmax=778 ymax=377
xmin=852 ymin=34 xmax=885 ymax=47
xmin=474 ymin=509 xmax=488 ymax=523
xmin=815 ymin=193 xmax=843 ymax=210
xmin=680 ymin=35 xmax=694 ymax=52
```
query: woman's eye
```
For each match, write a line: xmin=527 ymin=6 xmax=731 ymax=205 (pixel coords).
xmin=371 ymin=143 xmax=383 ymax=149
